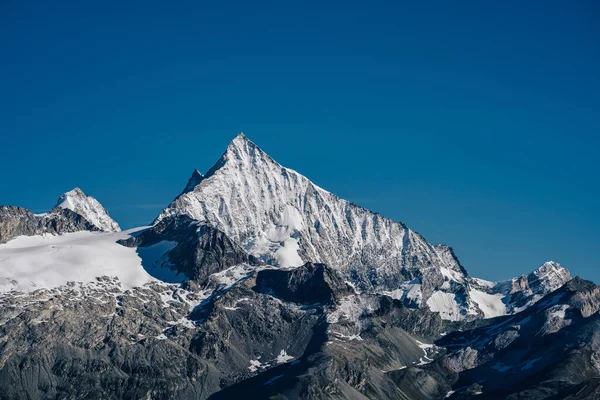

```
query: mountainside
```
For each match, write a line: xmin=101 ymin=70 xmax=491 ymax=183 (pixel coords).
xmin=0 ymin=134 xmax=594 ymax=400
xmin=156 ymin=134 xmax=570 ymax=321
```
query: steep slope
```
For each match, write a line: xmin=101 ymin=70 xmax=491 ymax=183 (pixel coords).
xmin=156 ymin=133 xmax=570 ymax=321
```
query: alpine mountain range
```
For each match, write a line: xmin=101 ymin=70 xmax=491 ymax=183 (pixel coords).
xmin=0 ymin=133 xmax=597 ymax=399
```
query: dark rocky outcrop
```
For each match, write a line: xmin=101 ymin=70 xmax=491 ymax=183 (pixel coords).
xmin=119 ymin=215 xmax=262 ymax=285
xmin=253 ymin=263 xmax=353 ymax=305
xmin=0 ymin=205 xmax=100 ymax=244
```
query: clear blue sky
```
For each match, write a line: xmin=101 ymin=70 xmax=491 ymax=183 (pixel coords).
xmin=1 ymin=1 xmax=598 ymax=282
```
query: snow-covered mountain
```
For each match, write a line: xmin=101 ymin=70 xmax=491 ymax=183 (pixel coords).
xmin=0 ymin=187 xmax=119 ymax=245
xmin=156 ymin=133 xmax=570 ymax=320
xmin=0 ymin=133 xmax=594 ymax=400
xmin=55 ymin=188 xmax=121 ymax=232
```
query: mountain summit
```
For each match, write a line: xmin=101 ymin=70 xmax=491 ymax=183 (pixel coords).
xmin=155 ymin=134 xmax=571 ymax=320
xmin=56 ymin=188 xmax=120 ymax=232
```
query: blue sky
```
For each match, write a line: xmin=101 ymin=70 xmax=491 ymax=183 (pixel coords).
xmin=1 ymin=1 xmax=598 ymax=282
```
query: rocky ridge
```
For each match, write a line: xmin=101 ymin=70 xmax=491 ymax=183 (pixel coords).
xmin=0 ymin=188 xmax=119 ymax=244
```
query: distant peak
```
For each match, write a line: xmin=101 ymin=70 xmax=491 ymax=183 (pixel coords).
xmin=56 ymin=187 xmax=86 ymax=207
xmin=536 ymin=261 xmax=568 ymax=273
xmin=55 ymin=188 xmax=121 ymax=232
xmin=64 ymin=187 xmax=85 ymax=197
xmin=528 ymin=261 xmax=571 ymax=293
xmin=182 ymin=168 xmax=204 ymax=194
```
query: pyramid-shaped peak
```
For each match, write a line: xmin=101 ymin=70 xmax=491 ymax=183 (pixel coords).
xmin=202 ymin=133 xmax=277 ymax=180
xmin=528 ymin=260 xmax=571 ymax=293
xmin=226 ymin=132 xmax=262 ymax=155
xmin=55 ymin=188 xmax=121 ymax=232
xmin=233 ymin=131 xmax=249 ymax=142
xmin=535 ymin=261 xmax=569 ymax=274
xmin=56 ymin=187 xmax=87 ymax=207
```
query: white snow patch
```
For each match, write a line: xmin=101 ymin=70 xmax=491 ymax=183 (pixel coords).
xmin=249 ymin=358 xmax=270 ymax=372
xmin=0 ymin=228 xmax=157 ymax=293
xmin=274 ymin=238 xmax=303 ymax=267
xmin=426 ymin=291 xmax=462 ymax=321
xmin=210 ymin=264 xmax=254 ymax=288
xmin=330 ymin=331 xmax=364 ymax=341
xmin=275 ymin=350 xmax=294 ymax=363
xmin=470 ymin=289 xmax=507 ymax=318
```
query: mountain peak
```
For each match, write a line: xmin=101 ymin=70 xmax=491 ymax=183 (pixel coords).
xmin=182 ymin=169 xmax=204 ymax=194
xmin=55 ymin=188 xmax=120 ymax=232
xmin=225 ymin=132 xmax=263 ymax=158
xmin=203 ymin=133 xmax=276 ymax=180
xmin=528 ymin=260 xmax=571 ymax=294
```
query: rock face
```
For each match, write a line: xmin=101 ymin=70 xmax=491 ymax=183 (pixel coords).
xmin=0 ymin=188 xmax=119 ymax=243
xmin=0 ymin=205 xmax=99 ymax=244
xmin=0 ymin=262 xmax=453 ymax=400
xmin=120 ymin=215 xmax=262 ymax=285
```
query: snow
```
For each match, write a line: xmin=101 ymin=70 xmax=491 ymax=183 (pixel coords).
xmin=56 ymin=188 xmax=120 ymax=232
xmin=326 ymin=295 xmax=378 ymax=324
xmin=0 ymin=228 xmax=169 ymax=293
xmin=414 ymin=339 xmax=435 ymax=365
xmin=470 ymin=290 xmax=507 ymax=318
xmin=541 ymin=304 xmax=571 ymax=334
xmin=275 ymin=350 xmax=294 ymax=363
xmin=472 ymin=278 xmax=496 ymax=288
xmin=274 ymin=238 xmax=303 ymax=267
xmin=548 ymin=304 xmax=569 ymax=320
xmin=330 ymin=331 xmax=364 ymax=341
xmin=155 ymin=133 xmax=467 ymax=293
xmin=153 ymin=133 xmax=571 ymax=322
xmin=426 ymin=291 xmax=462 ymax=321
xmin=249 ymin=358 xmax=270 ymax=373
xmin=210 ymin=264 xmax=255 ymax=288
xmin=136 ymin=241 xmax=182 ymax=283
xmin=530 ymin=261 xmax=571 ymax=292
